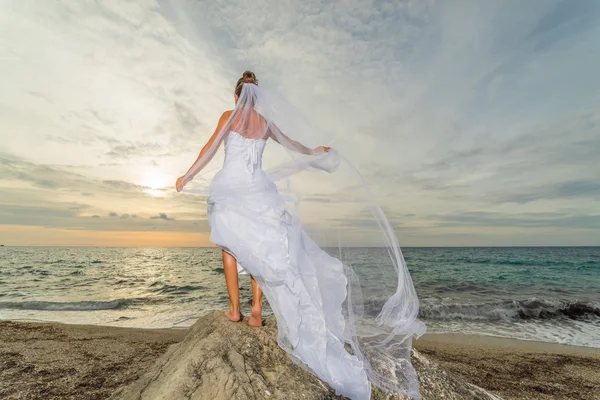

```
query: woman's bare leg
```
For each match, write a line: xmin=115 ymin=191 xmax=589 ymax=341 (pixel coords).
xmin=222 ymin=250 xmax=241 ymax=322
xmin=248 ymin=276 xmax=263 ymax=327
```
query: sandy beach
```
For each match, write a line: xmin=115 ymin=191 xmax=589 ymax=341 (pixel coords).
xmin=1 ymin=319 xmax=599 ymax=400
xmin=415 ymin=333 xmax=600 ymax=400
xmin=0 ymin=320 xmax=187 ymax=400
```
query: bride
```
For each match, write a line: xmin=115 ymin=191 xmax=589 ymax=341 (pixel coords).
xmin=176 ymin=71 xmax=425 ymax=400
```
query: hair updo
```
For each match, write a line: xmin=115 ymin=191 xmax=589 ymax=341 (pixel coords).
xmin=235 ymin=70 xmax=258 ymax=97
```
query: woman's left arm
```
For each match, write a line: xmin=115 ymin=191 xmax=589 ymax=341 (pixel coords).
xmin=268 ymin=124 xmax=330 ymax=155
xmin=176 ymin=110 xmax=232 ymax=192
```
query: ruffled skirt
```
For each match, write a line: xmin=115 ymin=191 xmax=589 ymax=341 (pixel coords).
xmin=207 ymin=172 xmax=371 ymax=400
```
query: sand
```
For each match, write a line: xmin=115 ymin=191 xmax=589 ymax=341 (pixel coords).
xmin=1 ymin=319 xmax=599 ymax=400
xmin=0 ymin=320 xmax=187 ymax=400
xmin=414 ymin=333 xmax=600 ymax=400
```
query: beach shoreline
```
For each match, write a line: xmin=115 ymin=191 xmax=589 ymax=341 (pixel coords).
xmin=415 ymin=332 xmax=600 ymax=400
xmin=1 ymin=319 xmax=599 ymax=400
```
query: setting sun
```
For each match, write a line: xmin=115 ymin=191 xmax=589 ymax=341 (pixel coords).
xmin=141 ymin=170 xmax=169 ymax=196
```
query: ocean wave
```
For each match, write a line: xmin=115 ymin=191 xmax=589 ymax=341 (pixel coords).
xmin=149 ymin=282 xmax=206 ymax=295
xmin=0 ymin=299 xmax=137 ymax=311
xmin=452 ymin=257 xmax=599 ymax=268
xmin=419 ymin=298 xmax=600 ymax=322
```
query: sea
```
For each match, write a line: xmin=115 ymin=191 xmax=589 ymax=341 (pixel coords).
xmin=1 ymin=246 xmax=599 ymax=348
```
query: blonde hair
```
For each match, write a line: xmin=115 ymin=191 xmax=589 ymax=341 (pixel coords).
xmin=235 ymin=70 xmax=258 ymax=97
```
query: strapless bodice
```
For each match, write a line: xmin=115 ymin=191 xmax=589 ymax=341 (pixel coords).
xmin=223 ymin=131 xmax=267 ymax=174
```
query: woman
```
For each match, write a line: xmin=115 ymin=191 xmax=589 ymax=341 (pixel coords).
xmin=176 ymin=71 xmax=425 ymax=400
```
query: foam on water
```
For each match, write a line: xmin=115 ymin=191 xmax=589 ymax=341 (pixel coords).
xmin=426 ymin=319 xmax=600 ymax=348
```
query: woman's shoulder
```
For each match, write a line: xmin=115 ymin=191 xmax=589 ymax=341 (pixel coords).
xmin=216 ymin=110 xmax=233 ymax=126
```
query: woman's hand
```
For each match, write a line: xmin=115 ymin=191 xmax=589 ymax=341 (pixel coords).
xmin=175 ymin=176 xmax=185 ymax=192
xmin=315 ymin=146 xmax=331 ymax=153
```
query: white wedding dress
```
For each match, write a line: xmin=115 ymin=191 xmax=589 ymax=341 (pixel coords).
xmin=182 ymin=83 xmax=425 ymax=400
xmin=208 ymin=130 xmax=371 ymax=399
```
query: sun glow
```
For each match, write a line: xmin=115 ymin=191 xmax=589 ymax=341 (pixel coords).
xmin=141 ymin=170 xmax=170 ymax=196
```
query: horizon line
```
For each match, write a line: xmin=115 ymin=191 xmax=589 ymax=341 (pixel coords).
xmin=1 ymin=245 xmax=599 ymax=249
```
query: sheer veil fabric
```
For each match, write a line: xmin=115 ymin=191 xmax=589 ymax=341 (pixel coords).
xmin=181 ymin=83 xmax=426 ymax=399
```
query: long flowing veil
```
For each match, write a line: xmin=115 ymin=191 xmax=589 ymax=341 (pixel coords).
xmin=182 ymin=83 xmax=426 ymax=399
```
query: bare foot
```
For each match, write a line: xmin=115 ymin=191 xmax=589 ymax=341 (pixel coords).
xmin=248 ymin=305 xmax=262 ymax=327
xmin=224 ymin=310 xmax=242 ymax=322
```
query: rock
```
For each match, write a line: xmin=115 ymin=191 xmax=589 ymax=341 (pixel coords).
xmin=109 ymin=311 xmax=503 ymax=400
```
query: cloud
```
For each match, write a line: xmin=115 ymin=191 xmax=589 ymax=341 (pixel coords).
xmin=103 ymin=141 xmax=167 ymax=160
xmin=0 ymin=193 xmax=206 ymax=233
xmin=150 ymin=212 xmax=173 ymax=221
xmin=429 ymin=211 xmax=600 ymax=230
xmin=102 ymin=180 xmax=147 ymax=192
xmin=490 ymin=180 xmax=600 ymax=205
xmin=0 ymin=1 xmax=599 ymax=245
xmin=304 ymin=195 xmax=332 ymax=204
xmin=0 ymin=152 xmax=85 ymax=189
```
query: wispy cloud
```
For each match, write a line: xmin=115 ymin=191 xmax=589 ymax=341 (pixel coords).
xmin=150 ymin=212 xmax=174 ymax=221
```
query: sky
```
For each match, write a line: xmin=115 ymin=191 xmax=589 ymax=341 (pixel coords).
xmin=0 ymin=0 xmax=599 ymax=247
